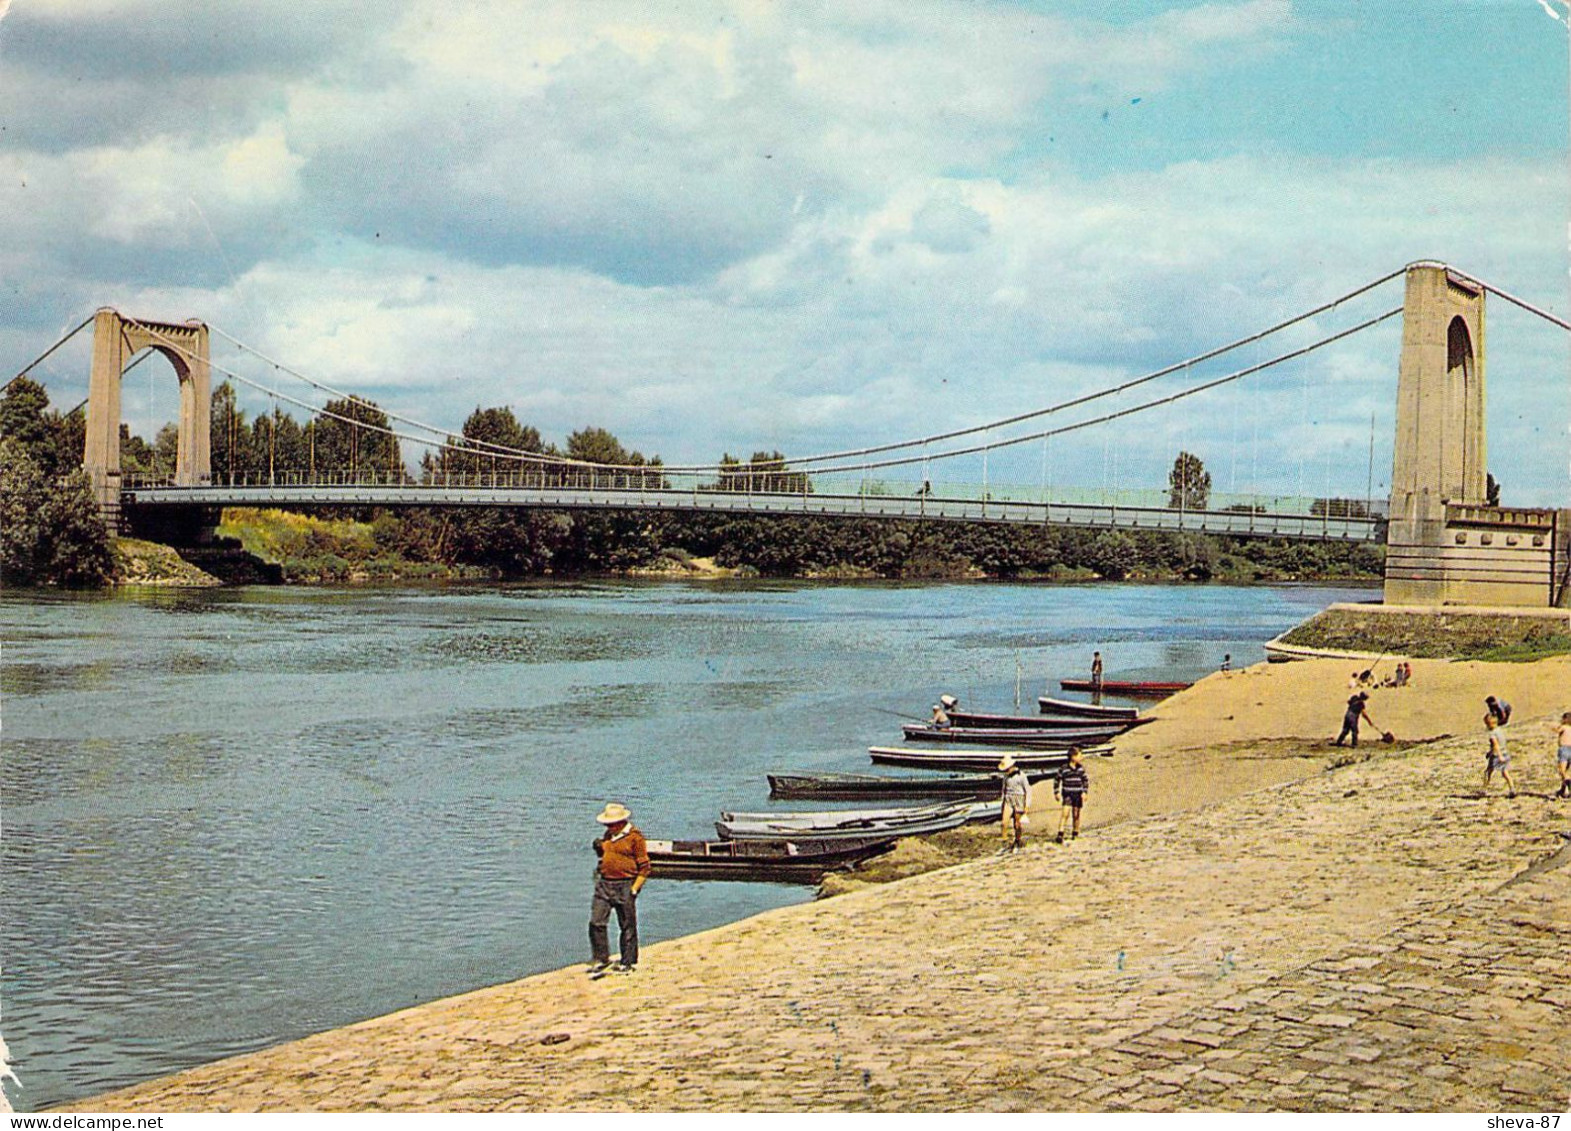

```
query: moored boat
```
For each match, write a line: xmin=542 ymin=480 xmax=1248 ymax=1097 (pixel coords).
xmin=716 ymin=800 xmax=980 ymax=840
xmin=868 ymin=745 xmax=1098 ymax=771
xmin=900 ymin=722 xmax=1128 ymax=747
xmin=948 ymin=708 xmax=1148 ymax=730
xmin=767 ymin=768 xmax=1056 ymax=801
xmin=1037 ymin=696 xmax=1142 ymax=719
xmin=646 ymin=835 xmax=895 ymax=882
xmin=1059 ymin=678 xmax=1191 ymax=697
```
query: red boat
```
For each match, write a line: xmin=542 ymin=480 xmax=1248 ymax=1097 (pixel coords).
xmin=1059 ymin=678 xmax=1191 ymax=697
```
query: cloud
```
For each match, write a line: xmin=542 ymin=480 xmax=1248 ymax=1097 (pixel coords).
xmin=2 ymin=1 xmax=1566 ymax=503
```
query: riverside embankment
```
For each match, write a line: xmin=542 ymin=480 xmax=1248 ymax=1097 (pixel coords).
xmin=62 ymin=654 xmax=1570 ymax=1112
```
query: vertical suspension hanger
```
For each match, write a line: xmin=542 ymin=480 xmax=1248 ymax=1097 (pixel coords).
xmin=1298 ymin=357 xmax=1309 ymax=505
xmin=269 ymin=392 xmax=277 ymax=485
xmin=981 ymin=427 xmax=989 ymax=513
xmin=1366 ymin=411 xmax=1376 ymax=519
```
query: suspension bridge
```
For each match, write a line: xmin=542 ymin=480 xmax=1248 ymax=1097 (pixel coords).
xmin=11 ymin=261 xmax=1571 ymax=606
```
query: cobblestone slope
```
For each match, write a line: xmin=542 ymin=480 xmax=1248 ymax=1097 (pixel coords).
xmin=68 ymin=727 xmax=1571 ymax=1113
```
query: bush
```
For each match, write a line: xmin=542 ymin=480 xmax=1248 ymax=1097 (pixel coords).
xmin=0 ymin=439 xmax=113 ymax=588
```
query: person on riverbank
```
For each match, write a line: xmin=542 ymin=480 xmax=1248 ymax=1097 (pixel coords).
xmin=588 ymin=802 xmax=650 ymax=976
xmin=1334 ymin=691 xmax=1373 ymax=747
xmin=1485 ymin=695 xmax=1512 ymax=727
xmin=1483 ymin=716 xmax=1514 ymax=798
xmin=1220 ymin=654 xmax=1231 ymax=672
xmin=999 ymin=755 xmax=1031 ymax=853
xmin=1090 ymin=652 xmax=1104 ymax=690
xmin=1055 ymin=747 xmax=1089 ymax=843
xmin=1555 ymin=711 xmax=1571 ymax=799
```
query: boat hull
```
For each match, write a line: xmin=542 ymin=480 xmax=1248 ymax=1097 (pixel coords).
xmin=1059 ymin=678 xmax=1191 ymax=697
xmin=1037 ymin=696 xmax=1141 ymax=719
xmin=900 ymin=722 xmax=1126 ymax=747
xmin=767 ymin=769 xmax=1054 ymax=801
xmin=646 ymin=836 xmax=894 ymax=882
xmin=868 ymin=746 xmax=1083 ymax=771
xmin=947 ymin=709 xmax=1143 ymax=729
xmin=717 ymin=805 xmax=972 ymax=841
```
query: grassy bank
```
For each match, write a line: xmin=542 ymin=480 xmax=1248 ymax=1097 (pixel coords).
xmin=1278 ymin=606 xmax=1571 ymax=660
xmin=112 ymin=538 xmax=222 ymax=587
xmin=217 ymin=509 xmax=485 ymax=583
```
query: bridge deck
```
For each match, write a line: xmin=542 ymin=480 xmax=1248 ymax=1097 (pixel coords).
xmin=122 ymin=485 xmax=1385 ymax=542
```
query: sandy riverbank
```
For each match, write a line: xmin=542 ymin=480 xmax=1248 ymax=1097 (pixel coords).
xmin=62 ymin=654 xmax=1571 ymax=1112
xmin=845 ymin=653 xmax=1570 ymax=888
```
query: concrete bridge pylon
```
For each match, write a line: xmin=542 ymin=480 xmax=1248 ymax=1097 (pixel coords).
xmin=1384 ymin=263 xmax=1565 ymax=607
xmin=84 ymin=309 xmax=211 ymax=526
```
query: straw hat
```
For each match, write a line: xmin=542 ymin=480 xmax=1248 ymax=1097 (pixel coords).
xmin=596 ymin=802 xmax=632 ymax=825
xmin=940 ymin=694 xmax=958 ymax=708
xmin=998 ymin=755 xmax=1017 ymax=771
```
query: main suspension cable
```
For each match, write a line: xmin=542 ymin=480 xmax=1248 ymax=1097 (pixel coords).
xmin=5 ymin=314 xmax=96 ymax=391
xmin=788 ymin=307 xmax=1404 ymax=479
xmin=200 ymin=266 xmax=1408 ymax=474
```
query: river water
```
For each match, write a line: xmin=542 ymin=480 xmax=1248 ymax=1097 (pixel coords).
xmin=0 ymin=579 xmax=1367 ymax=1110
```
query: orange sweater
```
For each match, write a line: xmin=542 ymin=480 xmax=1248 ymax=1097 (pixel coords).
xmin=596 ymin=827 xmax=652 ymax=880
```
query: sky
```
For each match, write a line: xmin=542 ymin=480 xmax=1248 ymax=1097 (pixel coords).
xmin=2 ymin=0 xmax=1567 ymax=504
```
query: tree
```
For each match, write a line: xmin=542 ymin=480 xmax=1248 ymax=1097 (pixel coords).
xmin=714 ymin=450 xmax=811 ymax=494
xmin=0 ymin=376 xmax=54 ymax=452
xmin=564 ymin=426 xmax=663 ymax=489
xmin=309 ymin=396 xmax=400 ymax=480
xmin=439 ymin=405 xmax=548 ymax=480
xmin=0 ymin=375 xmax=84 ymax=477
xmin=1167 ymin=451 xmax=1211 ymax=511
xmin=211 ymin=381 xmax=256 ymax=482
xmin=0 ymin=438 xmax=112 ymax=588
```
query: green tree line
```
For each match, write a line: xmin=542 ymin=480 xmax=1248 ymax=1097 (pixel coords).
xmin=0 ymin=376 xmax=1383 ymax=587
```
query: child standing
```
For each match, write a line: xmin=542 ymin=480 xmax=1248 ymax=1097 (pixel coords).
xmin=1054 ymin=746 xmax=1089 ymax=843
xmin=1484 ymin=715 xmax=1514 ymax=798
xmin=1555 ymin=711 xmax=1571 ymax=799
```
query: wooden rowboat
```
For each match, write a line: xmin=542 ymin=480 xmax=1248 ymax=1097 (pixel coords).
xmin=1037 ymin=696 xmax=1142 ymax=720
xmin=868 ymin=746 xmax=1095 ymax=771
xmin=947 ymin=708 xmax=1148 ymax=730
xmin=646 ymin=835 xmax=895 ymax=882
xmin=717 ymin=800 xmax=981 ymax=841
xmin=900 ymin=722 xmax=1128 ymax=747
xmin=767 ymin=768 xmax=1056 ymax=801
xmin=1059 ymin=678 xmax=1191 ymax=697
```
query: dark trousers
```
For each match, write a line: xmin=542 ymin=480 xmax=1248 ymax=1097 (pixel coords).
xmin=1336 ymin=719 xmax=1359 ymax=746
xmin=589 ymin=875 xmax=638 ymax=966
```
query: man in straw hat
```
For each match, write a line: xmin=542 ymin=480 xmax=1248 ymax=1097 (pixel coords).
xmin=588 ymin=802 xmax=651 ymax=976
xmin=999 ymin=755 xmax=1031 ymax=853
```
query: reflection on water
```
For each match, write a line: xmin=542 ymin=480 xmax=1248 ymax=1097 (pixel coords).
xmin=0 ymin=579 xmax=1369 ymax=1110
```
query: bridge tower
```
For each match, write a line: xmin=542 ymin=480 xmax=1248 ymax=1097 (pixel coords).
xmin=1384 ymin=263 xmax=1564 ymax=606
xmin=84 ymin=309 xmax=211 ymax=527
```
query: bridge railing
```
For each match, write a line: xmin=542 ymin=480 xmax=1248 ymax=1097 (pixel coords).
xmin=120 ymin=469 xmax=1389 ymax=523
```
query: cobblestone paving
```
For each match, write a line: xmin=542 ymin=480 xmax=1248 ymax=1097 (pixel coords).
xmin=70 ymin=731 xmax=1571 ymax=1112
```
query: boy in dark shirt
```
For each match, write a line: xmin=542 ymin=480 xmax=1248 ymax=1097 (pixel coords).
xmin=1335 ymin=692 xmax=1372 ymax=747
xmin=1054 ymin=746 xmax=1089 ymax=843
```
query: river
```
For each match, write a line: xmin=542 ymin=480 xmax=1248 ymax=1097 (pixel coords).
xmin=0 ymin=579 xmax=1368 ymax=1110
